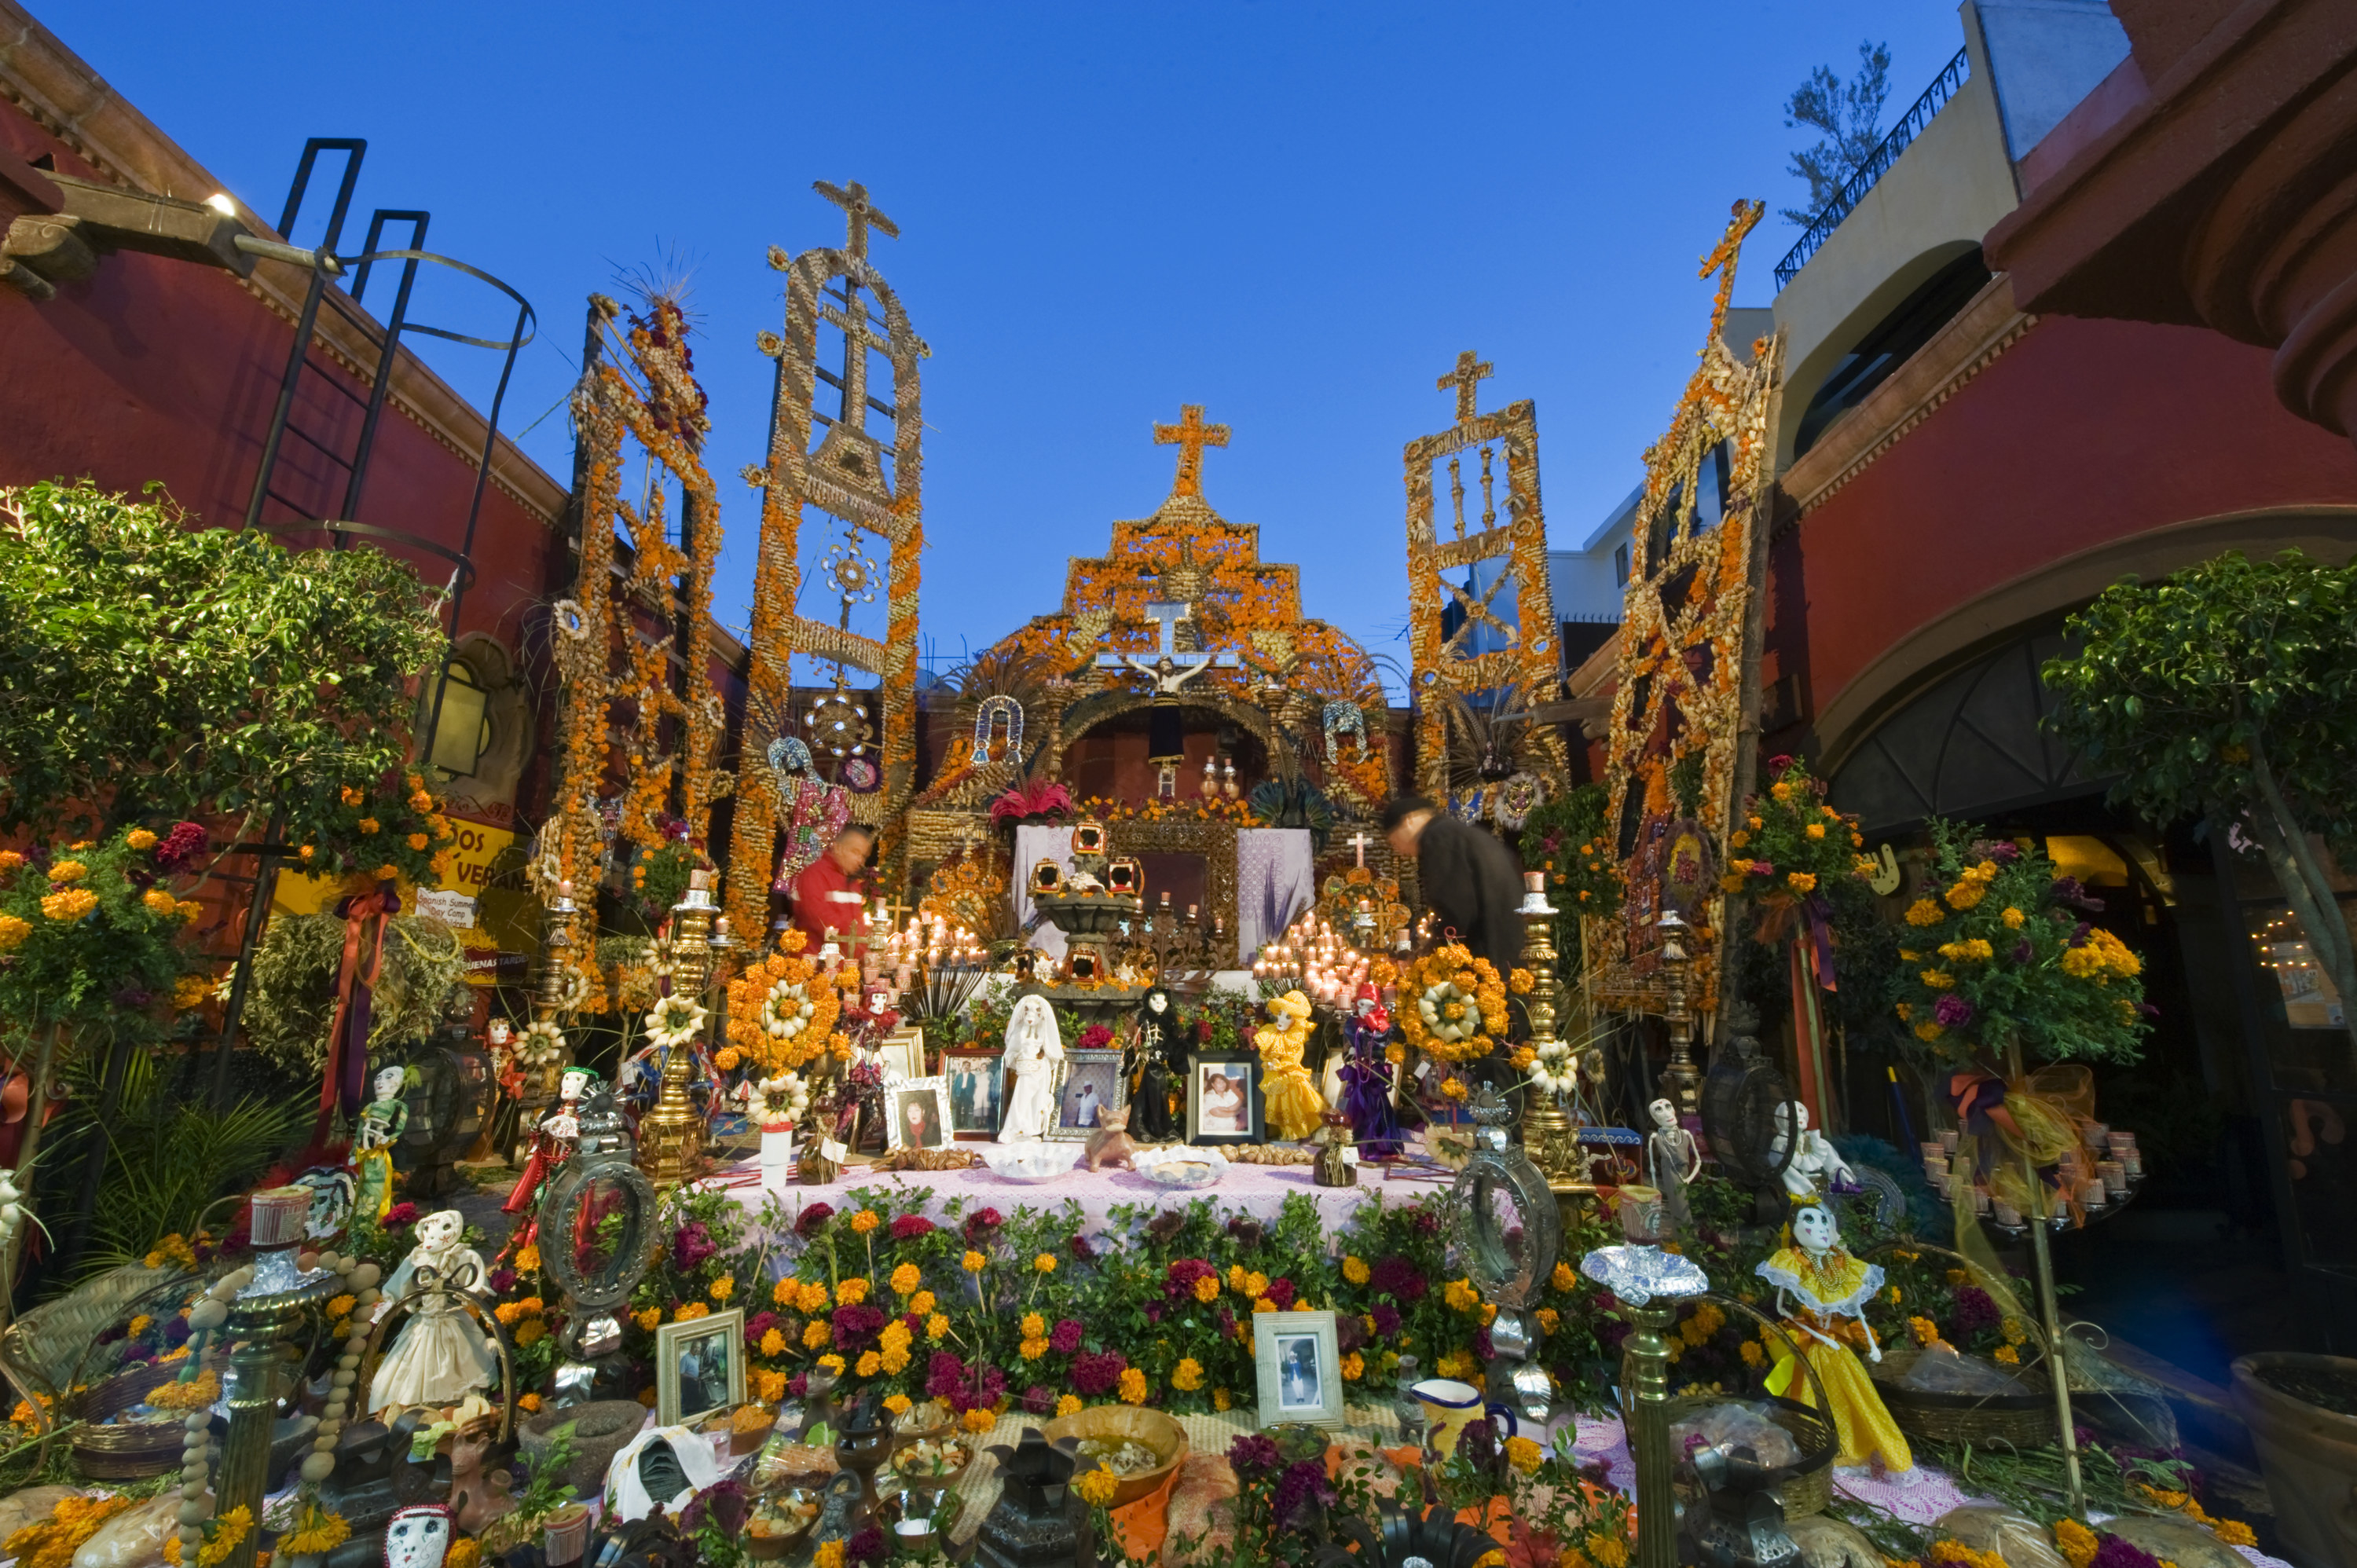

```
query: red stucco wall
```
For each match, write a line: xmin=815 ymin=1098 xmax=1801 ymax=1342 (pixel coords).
xmin=1773 ymin=312 xmax=2357 ymax=727
xmin=0 ymin=100 xmax=561 ymax=668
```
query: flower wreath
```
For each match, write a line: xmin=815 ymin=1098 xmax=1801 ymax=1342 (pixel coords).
xmin=643 ymin=994 xmax=709 ymax=1052
xmin=518 ymin=1019 xmax=566 ymax=1066
xmin=724 ymin=932 xmax=843 ymax=1074
xmin=1397 ymin=943 xmax=1510 ymax=1064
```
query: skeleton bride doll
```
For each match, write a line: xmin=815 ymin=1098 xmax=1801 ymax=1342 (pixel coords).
xmin=998 ymin=994 xmax=1065 ymax=1141
xmin=369 ymin=1208 xmax=500 ymax=1415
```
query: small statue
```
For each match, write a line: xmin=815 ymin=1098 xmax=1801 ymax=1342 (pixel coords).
xmin=499 ymin=1068 xmax=594 ymax=1260
xmin=1131 ymin=986 xmax=1181 ymax=1142
xmin=1255 ymin=990 xmax=1324 ymax=1141
xmin=1756 ymin=1202 xmax=1915 ymax=1483
xmin=449 ymin=1417 xmax=515 ymax=1536
xmin=1314 ymin=1108 xmax=1357 ymax=1187
xmin=368 ymin=1209 xmax=500 ymax=1417
xmin=1647 ymin=1097 xmax=1703 ymax=1231
xmin=998 ymin=995 xmax=1064 ymax=1142
xmin=1336 ymin=984 xmax=1403 ymax=1159
xmin=1769 ymin=1101 xmax=1857 ymax=1200
xmin=351 ymin=1064 xmax=409 ymax=1222
xmin=1083 ymin=1105 xmax=1138 ymax=1172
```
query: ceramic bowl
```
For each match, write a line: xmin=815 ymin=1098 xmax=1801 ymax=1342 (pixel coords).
xmin=1134 ymin=1146 xmax=1228 ymax=1189
xmin=978 ymin=1145 xmax=1082 ymax=1183
xmin=1041 ymin=1405 xmax=1188 ymax=1508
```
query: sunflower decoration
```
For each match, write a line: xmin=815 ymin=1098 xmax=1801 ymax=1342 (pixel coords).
xmin=724 ymin=933 xmax=843 ymax=1074
xmin=517 ymin=1019 xmax=566 ymax=1067
xmin=643 ymin=994 xmax=709 ymax=1052
xmin=1398 ymin=942 xmax=1511 ymax=1064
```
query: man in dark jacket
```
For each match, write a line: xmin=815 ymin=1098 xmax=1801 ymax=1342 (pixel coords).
xmin=1382 ymin=796 xmax=1526 ymax=978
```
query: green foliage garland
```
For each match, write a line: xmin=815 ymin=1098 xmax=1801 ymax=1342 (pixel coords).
xmin=243 ymin=912 xmax=468 ymax=1073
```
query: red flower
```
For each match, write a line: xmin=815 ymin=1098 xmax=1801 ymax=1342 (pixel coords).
xmin=796 ymin=1203 xmax=836 ymax=1236
xmin=382 ymin=1202 xmax=420 ymax=1228
xmin=889 ymin=1214 xmax=936 ymax=1241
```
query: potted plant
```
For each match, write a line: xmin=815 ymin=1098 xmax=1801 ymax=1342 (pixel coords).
xmin=2231 ymin=1352 xmax=2357 ymax=1568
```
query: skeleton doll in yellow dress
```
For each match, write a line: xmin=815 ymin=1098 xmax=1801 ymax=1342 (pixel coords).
xmin=1756 ymin=1201 xmax=1917 ymax=1483
xmin=1255 ymin=990 xmax=1325 ymax=1141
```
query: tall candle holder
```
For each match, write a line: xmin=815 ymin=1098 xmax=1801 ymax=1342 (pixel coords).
xmin=1581 ymin=1219 xmax=1710 ymax=1568
xmin=1655 ymin=910 xmax=1702 ymax=1116
xmin=640 ymin=870 xmax=717 ymax=1189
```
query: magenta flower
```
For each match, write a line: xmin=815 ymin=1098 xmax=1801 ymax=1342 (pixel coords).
xmin=1933 ymin=994 xmax=1974 ymax=1029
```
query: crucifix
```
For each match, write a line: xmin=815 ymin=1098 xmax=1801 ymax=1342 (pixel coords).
xmin=1096 ymin=601 xmax=1239 ymax=695
xmin=814 ymin=178 xmax=900 ymax=264
xmin=1345 ymin=830 xmax=1374 ymax=869
xmin=1436 ymin=350 xmax=1494 ymax=427
xmin=1153 ymin=404 xmax=1229 ymax=500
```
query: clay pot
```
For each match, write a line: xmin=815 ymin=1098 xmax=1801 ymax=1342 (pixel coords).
xmin=519 ymin=1399 xmax=647 ymax=1499
xmin=2231 ymin=1351 xmax=2357 ymax=1568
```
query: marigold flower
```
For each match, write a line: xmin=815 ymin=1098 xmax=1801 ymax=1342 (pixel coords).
xmin=1117 ymin=1366 xmax=1148 ymax=1405
xmin=1021 ymin=1313 xmax=1046 ymax=1339
xmin=357 ymin=818 xmax=379 ymax=835
xmin=1945 ymin=881 xmax=1985 ymax=910
xmin=1033 ymin=1252 xmax=1057 ymax=1274
xmin=1343 ymin=1255 xmax=1370 ymax=1285
xmin=761 ymin=1328 xmax=786 ymax=1357
xmin=909 ymin=1289 xmax=936 ymax=1316
xmin=1019 ymin=1337 xmax=1050 ymax=1360
xmin=803 ymin=1321 xmax=830 ymax=1349
xmin=708 ymin=1275 xmax=734 ymax=1300
xmin=1904 ymin=898 xmax=1945 ymax=927
xmin=1171 ymin=1357 xmax=1204 ymax=1390
xmin=926 ymin=1313 xmax=950 ymax=1339
xmin=1786 ymin=871 xmax=1817 ymax=893
xmin=1058 ymin=1394 xmax=1084 ymax=1416
xmin=962 ymin=1406 xmax=995 ymax=1432
xmin=1505 ymin=1434 xmax=1541 ymax=1472
xmin=675 ymin=1301 xmax=709 ymax=1321
xmin=1340 ymin=1351 xmax=1364 ymax=1381
xmin=1193 ymin=1273 xmax=1220 ymax=1303
xmin=41 ymin=888 xmax=96 ymax=921
xmin=1073 ymin=1466 xmax=1120 ymax=1508
xmin=1805 ymin=824 xmax=1825 ymax=840
xmin=0 ymin=915 xmax=29 ymax=951
xmin=961 ymin=1250 xmax=986 ymax=1273
xmin=634 ymin=1306 xmax=662 ymax=1331
xmin=850 ymin=1208 xmax=880 ymax=1233
xmin=835 ymin=1277 xmax=869 ymax=1306
xmin=856 ymin=1350 xmax=882 ymax=1377
xmin=890 ymin=1262 xmax=922 ymax=1295
xmin=884 ymin=1393 xmax=912 ymax=1415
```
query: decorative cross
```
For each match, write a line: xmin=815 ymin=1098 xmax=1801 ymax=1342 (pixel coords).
xmin=813 ymin=179 xmax=900 ymax=263
xmin=1345 ymin=830 xmax=1374 ymax=869
xmin=1096 ymin=600 xmax=1238 ymax=694
xmin=1697 ymin=199 xmax=1764 ymax=344
xmin=1436 ymin=350 xmax=1494 ymax=427
xmin=1153 ymin=405 xmax=1230 ymax=500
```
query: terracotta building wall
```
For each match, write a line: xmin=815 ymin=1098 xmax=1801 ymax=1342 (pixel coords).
xmin=1768 ymin=311 xmax=2357 ymax=756
xmin=0 ymin=97 xmax=564 ymax=669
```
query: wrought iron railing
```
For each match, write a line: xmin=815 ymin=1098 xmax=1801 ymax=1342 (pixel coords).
xmin=1774 ymin=46 xmax=1972 ymax=289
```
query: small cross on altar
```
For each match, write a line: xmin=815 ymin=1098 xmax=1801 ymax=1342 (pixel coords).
xmin=1153 ymin=405 xmax=1230 ymax=500
xmin=1345 ymin=830 xmax=1374 ymax=869
xmin=1437 ymin=350 xmax=1494 ymax=427
xmin=1096 ymin=600 xmax=1239 ymax=694
xmin=813 ymin=179 xmax=900 ymax=262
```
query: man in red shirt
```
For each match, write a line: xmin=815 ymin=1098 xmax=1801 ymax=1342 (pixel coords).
xmin=790 ymin=824 xmax=875 ymax=954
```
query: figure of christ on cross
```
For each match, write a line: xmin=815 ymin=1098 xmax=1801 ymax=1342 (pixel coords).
xmin=1154 ymin=405 xmax=1229 ymax=499
xmin=1096 ymin=601 xmax=1240 ymax=696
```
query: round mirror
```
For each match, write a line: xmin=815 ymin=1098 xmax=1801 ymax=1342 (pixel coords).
xmin=541 ymin=1158 xmax=657 ymax=1313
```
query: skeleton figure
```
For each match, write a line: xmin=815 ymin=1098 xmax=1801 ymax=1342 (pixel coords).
xmin=998 ymin=995 xmax=1065 ymax=1142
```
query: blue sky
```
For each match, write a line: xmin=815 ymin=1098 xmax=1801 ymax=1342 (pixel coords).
xmin=64 ymin=1 xmax=1963 ymax=687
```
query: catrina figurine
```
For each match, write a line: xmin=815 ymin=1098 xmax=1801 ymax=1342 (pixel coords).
xmin=1131 ymin=986 xmax=1182 ymax=1142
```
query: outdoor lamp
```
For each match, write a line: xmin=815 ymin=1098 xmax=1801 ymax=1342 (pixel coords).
xmin=429 ymin=658 xmax=492 ymax=777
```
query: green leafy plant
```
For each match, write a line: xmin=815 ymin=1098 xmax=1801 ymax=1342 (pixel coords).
xmin=243 ymin=911 xmax=467 ymax=1074
xmin=1888 ymin=822 xmax=2149 ymax=1068
xmin=0 ymin=479 xmax=445 ymax=841
xmin=2043 ymin=549 xmax=2357 ymax=1057
xmin=0 ymin=827 xmax=199 ymax=1029
xmin=1518 ymin=782 xmax=1622 ymax=962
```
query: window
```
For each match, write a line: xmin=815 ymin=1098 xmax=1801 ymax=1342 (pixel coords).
xmin=1614 ymin=543 xmax=1631 ymax=585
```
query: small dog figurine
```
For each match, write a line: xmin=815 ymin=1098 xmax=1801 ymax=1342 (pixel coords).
xmin=1083 ymin=1105 xmax=1138 ymax=1172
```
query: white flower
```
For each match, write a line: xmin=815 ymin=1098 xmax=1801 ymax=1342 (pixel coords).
xmin=1527 ymin=1041 xmax=1578 ymax=1095
xmin=643 ymin=995 xmax=709 ymax=1051
xmin=1417 ymin=980 xmax=1474 ymax=1044
xmin=761 ymin=979 xmax=814 ymax=1040
xmin=519 ymin=1020 xmax=566 ymax=1064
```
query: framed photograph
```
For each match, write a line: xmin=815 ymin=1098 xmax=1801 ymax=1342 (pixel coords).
xmin=1048 ymin=1049 xmax=1128 ymax=1142
xmin=887 ymin=1077 xmax=952 ymax=1152
xmin=655 ymin=1307 xmax=746 ymax=1427
xmin=1254 ymin=1310 xmax=1343 ymax=1428
xmin=941 ymin=1050 xmax=1005 ymax=1141
xmin=877 ymin=1025 xmax=927 ymax=1085
xmin=1186 ymin=1052 xmax=1265 ymax=1145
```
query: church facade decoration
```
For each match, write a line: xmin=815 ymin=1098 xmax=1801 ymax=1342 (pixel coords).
xmin=727 ymin=180 xmax=929 ymax=937
xmin=1594 ymin=200 xmax=1785 ymax=1010
xmin=1403 ymin=350 xmax=1565 ymax=803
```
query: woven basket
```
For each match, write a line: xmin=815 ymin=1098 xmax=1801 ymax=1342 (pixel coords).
xmin=68 ymin=1358 xmax=198 ymax=1479
xmin=1871 ymin=1340 xmax=2057 ymax=1448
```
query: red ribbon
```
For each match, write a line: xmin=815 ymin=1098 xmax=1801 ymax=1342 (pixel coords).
xmin=314 ymin=885 xmax=399 ymax=1145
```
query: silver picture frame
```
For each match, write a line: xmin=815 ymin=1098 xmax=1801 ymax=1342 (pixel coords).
xmin=886 ymin=1075 xmax=953 ymax=1152
xmin=1253 ymin=1310 xmax=1343 ymax=1429
xmin=655 ymin=1306 xmax=746 ymax=1428
xmin=1047 ymin=1048 xmax=1128 ymax=1143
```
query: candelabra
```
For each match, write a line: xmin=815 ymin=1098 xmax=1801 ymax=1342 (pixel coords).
xmin=640 ymin=870 xmax=717 ymax=1189
xmin=1581 ymin=1229 xmax=1710 ymax=1568
xmin=1513 ymin=874 xmax=1597 ymax=1211
xmin=1655 ymin=909 xmax=1702 ymax=1117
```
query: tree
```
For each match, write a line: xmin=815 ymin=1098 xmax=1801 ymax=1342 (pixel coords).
xmin=2042 ymin=550 xmax=2357 ymax=1058
xmin=0 ymin=479 xmax=448 ymax=844
xmin=1781 ymin=40 xmax=1893 ymax=226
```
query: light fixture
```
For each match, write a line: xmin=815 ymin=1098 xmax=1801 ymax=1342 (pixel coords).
xmin=430 ymin=658 xmax=492 ymax=778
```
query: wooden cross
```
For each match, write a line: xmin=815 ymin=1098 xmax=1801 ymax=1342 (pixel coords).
xmin=814 ymin=179 xmax=900 ymax=262
xmin=1345 ymin=830 xmax=1374 ymax=869
xmin=1153 ymin=405 xmax=1230 ymax=499
xmin=1436 ymin=350 xmax=1494 ymax=427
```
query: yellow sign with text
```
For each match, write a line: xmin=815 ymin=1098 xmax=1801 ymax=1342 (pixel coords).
xmin=271 ymin=817 xmax=519 ymax=927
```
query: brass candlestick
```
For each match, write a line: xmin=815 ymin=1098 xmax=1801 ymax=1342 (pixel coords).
xmin=1515 ymin=873 xmax=1596 ymax=1214
xmin=1655 ymin=910 xmax=1702 ymax=1116
xmin=215 ymin=1189 xmax=339 ymax=1568
xmin=1580 ymin=1237 xmax=1709 ymax=1568
xmin=640 ymin=870 xmax=717 ymax=1189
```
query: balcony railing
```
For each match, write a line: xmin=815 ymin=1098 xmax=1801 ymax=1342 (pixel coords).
xmin=1774 ymin=46 xmax=1972 ymax=290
